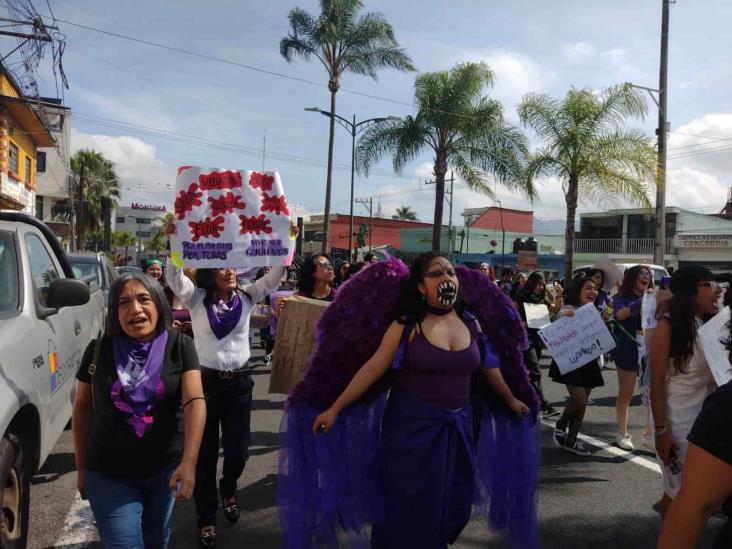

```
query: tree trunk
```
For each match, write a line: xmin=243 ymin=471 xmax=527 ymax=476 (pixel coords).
xmin=564 ymin=174 xmax=579 ymax=280
xmin=431 ymin=156 xmax=447 ymax=253
xmin=321 ymin=84 xmax=338 ymax=254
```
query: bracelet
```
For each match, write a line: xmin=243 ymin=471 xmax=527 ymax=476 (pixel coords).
xmin=182 ymin=396 xmax=205 ymax=410
xmin=654 ymin=426 xmax=669 ymax=437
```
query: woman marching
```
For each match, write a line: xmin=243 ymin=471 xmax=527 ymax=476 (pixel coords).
xmin=163 ymin=218 xmax=295 ymax=547
xmin=72 ymin=273 xmax=206 ymax=548
xmin=649 ymin=265 xmax=721 ymax=517
xmin=145 ymin=258 xmax=165 ymax=284
xmin=549 ymin=274 xmax=605 ymax=456
xmin=279 ymin=252 xmax=540 ymax=549
xmin=612 ymin=265 xmax=655 ymax=451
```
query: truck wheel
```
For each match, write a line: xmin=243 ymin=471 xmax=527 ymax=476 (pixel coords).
xmin=0 ymin=434 xmax=29 ymax=549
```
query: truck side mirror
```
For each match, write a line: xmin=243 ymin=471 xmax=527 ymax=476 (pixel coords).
xmin=46 ymin=279 xmax=90 ymax=309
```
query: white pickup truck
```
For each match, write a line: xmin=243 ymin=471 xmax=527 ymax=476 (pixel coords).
xmin=0 ymin=212 xmax=105 ymax=548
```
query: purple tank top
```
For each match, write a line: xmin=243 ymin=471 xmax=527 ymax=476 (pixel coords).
xmin=393 ymin=327 xmax=481 ymax=409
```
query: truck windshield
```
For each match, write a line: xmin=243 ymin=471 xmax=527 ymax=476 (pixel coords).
xmin=0 ymin=231 xmax=19 ymax=312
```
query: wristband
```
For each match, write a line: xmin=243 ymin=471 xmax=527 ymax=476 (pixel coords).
xmin=654 ymin=426 xmax=669 ymax=437
xmin=182 ymin=396 xmax=205 ymax=410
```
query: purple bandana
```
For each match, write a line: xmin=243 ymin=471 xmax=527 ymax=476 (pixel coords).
xmin=207 ymin=291 xmax=243 ymax=340
xmin=111 ymin=331 xmax=169 ymax=438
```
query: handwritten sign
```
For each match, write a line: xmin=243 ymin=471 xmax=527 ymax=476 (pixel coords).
xmin=524 ymin=303 xmax=551 ymax=330
xmin=538 ymin=303 xmax=616 ymax=375
xmin=698 ymin=306 xmax=732 ymax=386
xmin=169 ymin=166 xmax=295 ymax=268
xmin=642 ymin=292 xmax=657 ymax=330
xmin=269 ymin=296 xmax=329 ymax=395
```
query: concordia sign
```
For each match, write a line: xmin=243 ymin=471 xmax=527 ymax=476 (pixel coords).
xmin=673 ymin=234 xmax=732 ymax=249
xmin=131 ymin=203 xmax=167 ymax=211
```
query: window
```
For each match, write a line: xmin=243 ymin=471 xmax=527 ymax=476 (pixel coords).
xmin=138 ymin=231 xmax=151 ymax=238
xmin=25 ymin=234 xmax=59 ymax=308
xmin=25 ymin=156 xmax=31 ymax=184
xmin=0 ymin=231 xmax=19 ymax=312
xmin=35 ymin=194 xmax=44 ymax=220
xmin=137 ymin=217 xmax=151 ymax=224
xmin=36 ymin=151 xmax=46 ymax=172
xmin=8 ymin=142 xmax=18 ymax=175
xmin=115 ymin=216 xmax=126 ymax=224
xmin=70 ymin=262 xmax=101 ymax=291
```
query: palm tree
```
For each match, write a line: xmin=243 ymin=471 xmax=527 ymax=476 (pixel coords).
xmin=392 ymin=205 xmax=417 ymax=221
xmin=71 ymin=149 xmax=120 ymax=250
xmin=280 ymin=0 xmax=414 ymax=253
xmin=357 ymin=62 xmax=530 ymax=252
xmin=147 ymin=229 xmax=168 ymax=258
xmin=518 ymin=85 xmax=657 ymax=279
xmin=113 ymin=230 xmax=137 ymax=265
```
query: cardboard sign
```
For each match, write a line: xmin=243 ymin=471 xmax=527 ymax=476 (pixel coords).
xmin=539 ymin=303 xmax=617 ymax=375
xmin=516 ymin=250 xmax=538 ymax=271
xmin=169 ymin=167 xmax=296 ymax=268
xmin=524 ymin=303 xmax=551 ymax=330
xmin=642 ymin=292 xmax=657 ymax=330
xmin=697 ymin=306 xmax=732 ymax=386
xmin=269 ymin=296 xmax=329 ymax=395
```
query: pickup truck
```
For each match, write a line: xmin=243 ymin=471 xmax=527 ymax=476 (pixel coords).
xmin=0 ymin=212 xmax=105 ymax=548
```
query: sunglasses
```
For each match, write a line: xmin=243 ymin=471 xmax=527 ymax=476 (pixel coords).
xmin=215 ymin=267 xmax=236 ymax=274
xmin=698 ymin=281 xmax=721 ymax=290
xmin=318 ymin=260 xmax=333 ymax=270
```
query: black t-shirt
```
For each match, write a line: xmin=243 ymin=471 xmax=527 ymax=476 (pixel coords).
xmin=688 ymin=380 xmax=732 ymax=467
xmin=76 ymin=329 xmax=200 ymax=478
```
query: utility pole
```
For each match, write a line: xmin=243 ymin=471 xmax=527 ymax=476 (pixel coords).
xmin=654 ymin=0 xmax=671 ymax=266
xmin=76 ymin=160 xmax=85 ymax=251
xmin=425 ymin=171 xmax=454 ymax=257
xmin=356 ymin=197 xmax=374 ymax=252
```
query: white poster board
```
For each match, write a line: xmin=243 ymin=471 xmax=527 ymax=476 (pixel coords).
xmin=538 ymin=303 xmax=617 ymax=375
xmin=642 ymin=292 xmax=658 ymax=330
xmin=698 ymin=306 xmax=732 ymax=386
xmin=524 ymin=303 xmax=551 ymax=330
xmin=169 ymin=167 xmax=296 ymax=269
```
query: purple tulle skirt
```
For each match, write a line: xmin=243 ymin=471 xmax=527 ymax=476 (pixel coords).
xmin=278 ymin=391 xmax=539 ymax=549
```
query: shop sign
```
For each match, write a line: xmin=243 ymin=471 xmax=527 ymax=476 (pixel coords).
xmin=131 ymin=203 xmax=167 ymax=211
xmin=673 ymin=234 xmax=732 ymax=249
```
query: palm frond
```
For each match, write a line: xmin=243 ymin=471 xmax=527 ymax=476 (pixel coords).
xmin=355 ymin=116 xmax=429 ymax=175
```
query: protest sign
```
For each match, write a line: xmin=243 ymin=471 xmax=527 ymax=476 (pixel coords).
xmin=524 ymin=303 xmax=551 ymax=330
xmin=642 ymin=292 xmax=657 ymax=330
xmin=538 ymin=303 xmax=616 ymax=375
xmin=698 ymin=306 xmax=732 ymax=386
xmin=169 ymin=166 xmax=296 ymax=269
xmin=268 ymin=290 xmax=295 ymax=338
xmin=269 ymin=296 xmax=329 ymax=395
xmin=517 ymin=250 xmax=538 ymax=270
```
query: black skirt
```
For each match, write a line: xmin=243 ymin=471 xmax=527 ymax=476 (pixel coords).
xmin=549 ymin=358 xmax=604 ymax=389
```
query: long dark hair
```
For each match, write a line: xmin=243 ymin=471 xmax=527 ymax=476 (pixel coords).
xmin=725 ymin=287 xmax=732 ymax=365
xmin=619 ymin=265 xmax=646 ymax=297
xmin=398 ymin=252 xmax=463 ymax=322
xmin=658 ymin=265 xmax=713 ymax=371
xmin=564 ymin=273 xmax=594 ymax=307
xmin=106 ymin=273 xmax=172 ymax=337
xmin=298 ymin=253 xmax=332 ymax=296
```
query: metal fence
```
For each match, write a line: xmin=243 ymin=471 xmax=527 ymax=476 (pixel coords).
xmin=573 ymin=238 xmax=674 ymax=255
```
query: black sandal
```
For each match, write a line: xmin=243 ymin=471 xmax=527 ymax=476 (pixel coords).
xmin=222 ymin=494 xmax=240 ymax=524
xmin=199 ymin=526 xmax=216 ymax=548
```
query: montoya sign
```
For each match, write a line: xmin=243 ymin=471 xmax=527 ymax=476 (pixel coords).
xmin=131 ymin=203 xmax=167 ymax=211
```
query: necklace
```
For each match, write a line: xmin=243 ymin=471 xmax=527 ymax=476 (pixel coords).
xmin=426 ymin=304 xmax=453 ymax=316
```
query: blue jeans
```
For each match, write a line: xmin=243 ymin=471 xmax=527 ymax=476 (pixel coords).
xmin=85 ymin=466 xmax=176 ymax=549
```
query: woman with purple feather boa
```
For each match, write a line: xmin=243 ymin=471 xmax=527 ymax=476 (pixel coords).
xmin=278 ymin=252 xmax=541 ymax=549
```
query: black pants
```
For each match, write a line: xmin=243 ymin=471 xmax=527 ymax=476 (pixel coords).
xmin=194 ymin=369 xmax=254 ymax=528
xmin=523 ymin=346 xmax=548 ymax=409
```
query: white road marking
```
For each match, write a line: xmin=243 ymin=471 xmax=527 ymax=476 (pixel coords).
xmin=542 ymin=419 xmax=662 ymax=474
xmin=52 ymin=493 xmax=98 ymax=547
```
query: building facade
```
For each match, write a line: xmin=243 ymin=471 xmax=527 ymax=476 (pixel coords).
xmin=112 ymin=202 xmax=170 ymax=265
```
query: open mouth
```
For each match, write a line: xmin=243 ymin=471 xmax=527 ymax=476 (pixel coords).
xmin=128 ymin=317 xmax=148 ymax=327
xmin=437 ymin=281 xmax=457 ymax=307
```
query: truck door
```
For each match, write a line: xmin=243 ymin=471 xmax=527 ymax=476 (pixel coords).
xmin=22 ymin=229 xmax=84 ymax=448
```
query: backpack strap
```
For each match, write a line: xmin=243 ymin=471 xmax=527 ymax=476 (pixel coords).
xmin=87 ymin=337 xmax=102 ymax=376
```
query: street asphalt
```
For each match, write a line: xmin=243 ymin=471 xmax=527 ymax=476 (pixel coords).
xmin=28 ymin=340 xmax=725 ymax=548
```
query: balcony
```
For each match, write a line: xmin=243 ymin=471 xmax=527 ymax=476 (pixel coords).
xmin=573 ymin=238 xmax=674 ymax=255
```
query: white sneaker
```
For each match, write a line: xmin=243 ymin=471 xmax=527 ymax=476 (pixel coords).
xmin=615 ymin=433 xmax=635 ymax=451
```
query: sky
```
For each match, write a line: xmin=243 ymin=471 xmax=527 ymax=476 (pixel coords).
xmin=7 ymin=0 xmax=732 ymax=229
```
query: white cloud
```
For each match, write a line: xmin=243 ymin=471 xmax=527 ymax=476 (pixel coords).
xmin=668 ymin=113 xmax=732 ymax=176
xmin=602 ymin=47 xmax=626 ymax=65
xmin=71 ymin=129 xmax=176 ymax=207
xmin=665 ymin=166 xmax=727 ymax=210
xmin=562 ymin=41 xmax=596 ymax=64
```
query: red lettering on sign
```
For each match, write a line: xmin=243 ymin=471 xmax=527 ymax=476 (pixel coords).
xmin=199 ymin=171 xmax=243 ymax=191
xmin=249 ymin=172 xmax=274 ymax=192
xmin=188 ymin=216 xmax=225 ymax=242
xmin=208 ymin=192 xmax=246 ymax=216
xmin=239 ymin=214 xmax=272 ymax=235
xmin=174 ymin=183 xmax=203 ymax=220
xmin=177 ymin=165 xmax=193 ymax=175
xmin=260 ymin=192 xmax=289 ymax=216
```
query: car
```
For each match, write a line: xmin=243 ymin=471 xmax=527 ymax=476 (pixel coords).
xmin=0 ymin=212 xmax=105 ymax=547
xmin=68 ymin=253 xmax=118 ymax=318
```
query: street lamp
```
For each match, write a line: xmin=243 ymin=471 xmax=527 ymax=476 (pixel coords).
xmin=305 ymin=107 xmax=400 ymax=260
xmin=625 ymin=80 xmax=668 ymax=266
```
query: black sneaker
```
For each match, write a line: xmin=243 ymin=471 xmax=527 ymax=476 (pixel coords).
xmin=222 ymin=494 xmax=240 ymax=524
xmin=199 ymin=526 xmax=217 ymax=548
xmin=541 ymin=405 xmax=561 ymax=419
xmin=563 ymin=440 xmax=591 ymax=457
xmin=553 ymin=429 xmax=567 ymax=447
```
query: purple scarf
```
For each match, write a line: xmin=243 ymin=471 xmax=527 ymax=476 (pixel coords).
xmin=111 ymin=331 xmax=169 ymax=438
xmin=207 ymin=291 xmax=243 ymax=339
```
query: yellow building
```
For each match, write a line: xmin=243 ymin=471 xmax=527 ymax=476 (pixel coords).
xmin=0 ymin=65 xmax=55 ymax=211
